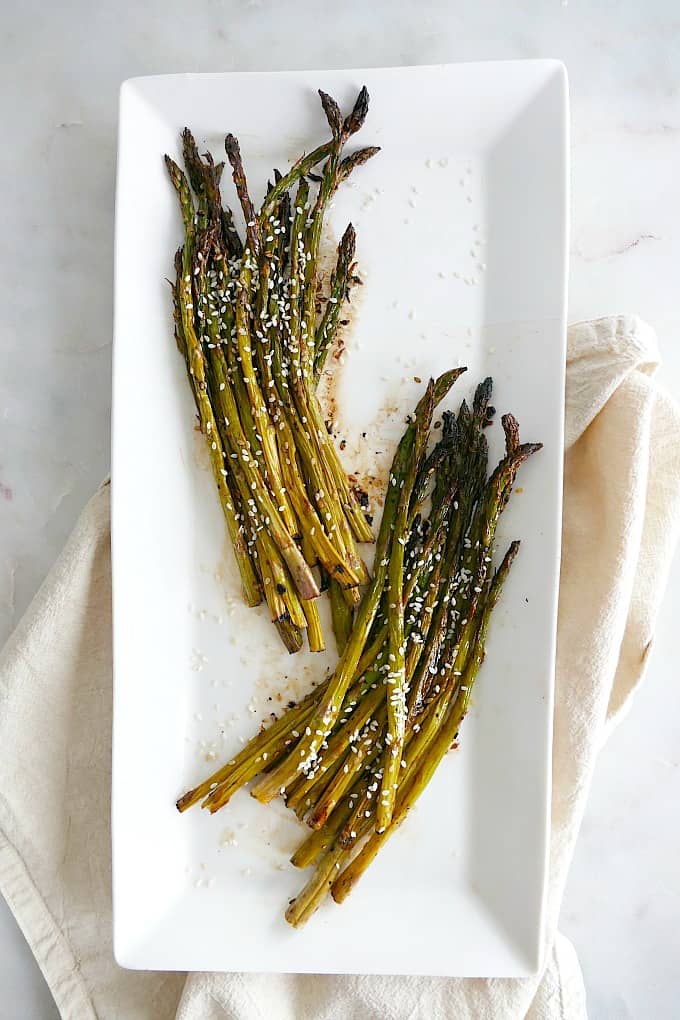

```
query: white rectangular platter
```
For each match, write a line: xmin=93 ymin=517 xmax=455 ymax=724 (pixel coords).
xmin=112 ymin=61 xmax=568 ymax=976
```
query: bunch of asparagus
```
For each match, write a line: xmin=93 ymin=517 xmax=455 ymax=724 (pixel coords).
xmin=166 ymin=87 xmax=379 ymax=653
xmin=177 ymin=372 xmax=541 ymax=926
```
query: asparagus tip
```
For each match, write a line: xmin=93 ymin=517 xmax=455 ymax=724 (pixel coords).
xmin=176 ymin=792 xmax=194 ymax=813
xmin=224 ymin=132 xmax=240 ymax=162
xmin=431 ymin=366 xmax=467 ymax=407
xmin=181 ymin=125 xmax=197 ymax=148
xmin=501 ymin=413 xmax=520 ymax=454
xmin=343 ymin=85 xmax=370 ymax=137
xmin=318 ymin=89 xmax=343 ymax=140
xmin=473 ymin=376 xmax=494 ymax=417
xmin=341 ymin=222 xmax=356 ymax=247
xmin=338 ymin=146 xmax=381 ymax=181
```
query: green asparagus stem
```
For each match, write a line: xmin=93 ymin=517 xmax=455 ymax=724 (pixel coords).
xmin=286 ymin=548 xmax=514 ymax=925
xmin=298 ymin=681 xmax=384 ymax=823
xmin=193 ymin=239 xmax=307 ymax=631
xmin=249 ymin=428 xmax=414 ymax=803
xmin=285 ymin=843 xmax=348 ymax=928
xmin=331 ymin=542 xmax=520 ymax=905
xmin=165 ymin=175 xmax=262 ymax=608
xmin=314 ymin=223 xmax=357 ymax=382
xmin=378 ymin=380 xmax=437 ymax=830
xmin=225 ymin=188 xmax=299 ymax=540
xmin=259 ymin=141 xmax=334 ymax=222
xmin=260 ymin=85 xmax=372 ymax=223
xmin=181 ymin=128 xmax=224 ymax=236
xmin=174 ymin=353 xmax=542 ymax=926
xmin=282 ymin=401 xmax=539 ymax=923
xmin=182 ymin=617 xmax=388 ymax=815
xmin=224 ymin=133 xmax=261 ymax=256
xmin=250 ymin=370 xmax=464 ymax=802
xmin=299 ymin=92 xmax=346 ymax=376
xmin=302 ymin=138 xmax=378 ymax=377
xmin=302 ymin=598 xmax=325 ymax=653
xmin=167 ymin=77 xmax=548 ymax=929
xmin=269 ymin=181 xmax=367 ymax=586
xmin=307 ymin=713 xmax=383 ymax=830
xmin=274 ymin=616 xmax=304 ymax=654
xmin=285 ymin=750 xmax=348 ymax=820
xmin=166 ymin=86 xmax=384 ymax=648
xmin=329 ymin=575 xmax=354 ymax=653
xmin=176 ymin=683 xmax=326 ymax=812
xmin=291 ymin=381 xmax=374 ymax=545
xmin=290 ymin=786 xmax=360 ymax=868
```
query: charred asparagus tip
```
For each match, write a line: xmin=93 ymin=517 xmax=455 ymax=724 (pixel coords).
xmin=342 ymin=85 xmax=370 ymax=137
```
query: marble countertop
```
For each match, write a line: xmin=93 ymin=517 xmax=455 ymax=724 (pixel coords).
xmin=2 ymin=2 xmax=679 ymax=1017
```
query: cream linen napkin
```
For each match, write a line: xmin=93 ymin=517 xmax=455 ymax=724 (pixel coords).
xmin=1 ymin=316 xmax=679 ymax=1020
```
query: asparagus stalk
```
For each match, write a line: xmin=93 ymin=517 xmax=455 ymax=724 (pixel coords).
xmin=286 ymin=542 xmax=520 ymax=927
xmin=166 ymin=86 xmax=381 ymax=649
xmin=285 ymin=750 xmax=349 ymax=821
xmin=300 ymin=90 xmax=378 ymax=378
xmin=274 ymin=616 xmax=304 ymax=655
xmin=174 ymin=364 xmax=542 ymax=925
xmin=199 ymin=282 xmax=320 ymax=602
xmin=250 ymin=370 xmax=464 ymax=802
xmin=285 ymin=843 xmax=348 ymax=928
xmin=192 ymin=238 xmax=307 ymax=633
xmin=331 ymin=543 xmax=520 ymax=905
xmin=329 ymin=575 xmax=354 ymax=653
xmin=378 ymin=381 xmax=437 ymax=830
xmin=285 ymin=405 xmax=538 ymax=922
xmin=224 ymin=133 xmax=261 ymax=256
xmin=290 ymin=783 xmax=363 ymax=868
xmin=249 ymin=426 xmax=415 ymax=803
xmin=259 ymin=141 xmax=334 ymax=222
xmin=314 ymin=223 xmax=358 ymax=382
xmin=302 ymin=598 xmax=325 ymax=653
xmin=306 ymin=711 xmax=383 ymax=830
xmin=185 ymin=628 xmax=388 ymax=815
xmin=166 ymin=82 xmax=547 ymax=919
xmin=224 ymin=136 xmax=299 ymax=538
xmin=166 ymin=165 xmax=262 ymax=608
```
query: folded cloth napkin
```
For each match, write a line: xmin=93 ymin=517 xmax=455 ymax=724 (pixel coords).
xmin=1 ymin=316 xmax=679 ymax=1020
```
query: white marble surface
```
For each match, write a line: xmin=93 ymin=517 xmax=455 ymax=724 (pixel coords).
xmin=1 ymin=1 xmax=679 ymax=1017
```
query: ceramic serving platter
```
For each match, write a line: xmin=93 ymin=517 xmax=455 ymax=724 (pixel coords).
xmin=112 ymin=61 xmax=568 ymax=975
